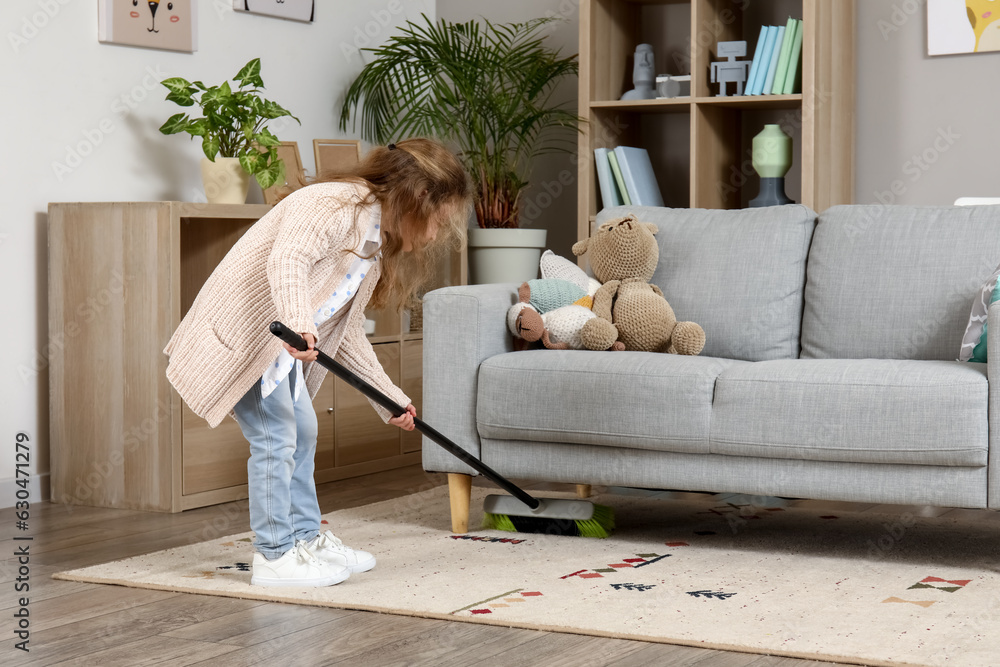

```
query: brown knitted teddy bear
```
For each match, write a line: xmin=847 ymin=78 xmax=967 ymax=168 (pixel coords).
xmin=571 ymin=214 xmax=706 ymax=355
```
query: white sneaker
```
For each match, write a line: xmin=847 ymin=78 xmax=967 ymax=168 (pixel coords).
xmin=250 ymin=542 xmax=351 ymax=587
xmin=303 ymin=530 xmax=376 ymax=573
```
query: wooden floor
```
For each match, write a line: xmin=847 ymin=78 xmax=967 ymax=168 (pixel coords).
xmin=0 ymin=465 xmax=887 ymax=666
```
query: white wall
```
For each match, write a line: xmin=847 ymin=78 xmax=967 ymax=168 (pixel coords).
xmin=0 ymin=0 xmax=433 ymax=504
xmin=436 ymin=0 xmax=580 ymax=259
xmin=855 ymin=1 xmax=1000 ymax=205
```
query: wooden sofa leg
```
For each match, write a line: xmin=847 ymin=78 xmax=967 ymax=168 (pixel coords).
xmin=576 ymin=484 xmax=592 ymax=499
xmin=448 ymin=473 xmax=472 ymax=534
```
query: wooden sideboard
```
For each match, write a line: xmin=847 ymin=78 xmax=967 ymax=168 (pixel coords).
xmin=48 ymin=202 xmax=459 ymax=512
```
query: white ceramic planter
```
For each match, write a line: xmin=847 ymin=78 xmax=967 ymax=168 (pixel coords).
xmin=467 ymin=227 xmax=548 ymax=285
xmin=200 ymin=157 xmax=251 ymax=205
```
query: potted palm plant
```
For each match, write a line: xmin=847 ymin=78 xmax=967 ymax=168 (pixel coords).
xmin=159 ymin=58 xmax=300 ymax=204
xmin=339 ymin=15 xmax=580 ymax=283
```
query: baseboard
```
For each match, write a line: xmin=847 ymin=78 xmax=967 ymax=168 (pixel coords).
xmin=0 ymin=473 xmax=50 ymax=510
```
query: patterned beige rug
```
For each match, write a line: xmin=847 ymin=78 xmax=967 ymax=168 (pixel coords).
xmin=54 ymin=485 xmax=999 ymax=666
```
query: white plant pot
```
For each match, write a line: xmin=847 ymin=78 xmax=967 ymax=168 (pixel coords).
xmin=200 ymin=157 xmax=251 ymax=205
xmin=467 ymin=227 xmax=548 ymax=285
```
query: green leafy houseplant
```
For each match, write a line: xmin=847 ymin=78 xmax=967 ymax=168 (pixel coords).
xmin=159 ymin=58 xmax=299 ymax=190
xmin=340 ymin=16 xmax=580 ymax=228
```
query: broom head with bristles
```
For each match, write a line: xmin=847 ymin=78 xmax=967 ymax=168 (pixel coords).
xmin=481 ymin=494 xmax=615 ymax=538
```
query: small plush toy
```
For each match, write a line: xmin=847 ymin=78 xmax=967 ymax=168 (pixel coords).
xmin=508 ymin=302 xmax=605 ymax=350
xmin=507 ymin=278 xmax=614 ymax=350
xmin=571 ymin=214 xmax=706 ymax=355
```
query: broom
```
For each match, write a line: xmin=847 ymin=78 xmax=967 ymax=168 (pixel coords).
xmin=270 ymin=321 xmax=615 ymax=538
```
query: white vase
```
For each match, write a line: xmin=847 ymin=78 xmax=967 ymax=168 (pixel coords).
xmin=467 ymin=228 xmax=548 ymax=285
xmin=200 ymin=157 xmax=251 ymax=205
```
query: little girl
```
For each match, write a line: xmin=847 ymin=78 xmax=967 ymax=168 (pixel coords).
xmin=164 ymin=138 xmax=472 ymax=586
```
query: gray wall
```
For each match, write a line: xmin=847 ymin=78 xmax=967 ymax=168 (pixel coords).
xmin=436 ymin=0 xmax=581 ymax=260
xmin=856 ymin=1 xmax=999 ymax=205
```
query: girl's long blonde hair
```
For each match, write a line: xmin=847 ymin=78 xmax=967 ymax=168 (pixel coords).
xmin=295 ymin=137 xmax=472 ymax=312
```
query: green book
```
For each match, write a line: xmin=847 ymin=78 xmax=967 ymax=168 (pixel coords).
xmin=607 ymin=150 xmax=631 ymax=205
xmin=781 ymin=19 xmax=804 ymax=94
xmin=770 ymin=16 xmax=797 ymax=94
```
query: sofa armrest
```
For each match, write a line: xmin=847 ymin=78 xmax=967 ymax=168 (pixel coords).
xmin=422 ymin=283 xmax=519 ymax=476
xmin=987 ymin=302 xmax=1000 ymax=507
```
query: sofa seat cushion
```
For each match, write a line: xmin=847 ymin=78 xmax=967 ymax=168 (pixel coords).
xmin=710 ymin=359 xmax=988 ymax=466
xmin=476 ymin=350 xmax=746 ymax=454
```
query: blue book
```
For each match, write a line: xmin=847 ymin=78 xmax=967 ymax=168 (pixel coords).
xmin=613 ymin=146 xmax=664 ymax=207
xmin=744 ymin=26 xmax=771 ymax=97
xmin=761 ymin=25 xmax=785 ymax=95
xmin=750 ymin=26 xmax=778 ymax=95
xmin=594 ymin=148 xmax=622 ymax=209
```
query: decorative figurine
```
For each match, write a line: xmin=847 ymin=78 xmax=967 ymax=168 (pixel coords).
xmin=710 ymin=41 xmax=751 ymax=96
xmin=621 ymin=44 xmax=657 ymax=100
xmin=749 ymin=124 xmax=794 ymax=207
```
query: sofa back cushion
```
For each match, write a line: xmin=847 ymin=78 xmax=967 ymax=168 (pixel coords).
xmin=596 ymin=205 xmax=817 ymax=361
xmin=801 ymin=205 xmax=1000 ymax=360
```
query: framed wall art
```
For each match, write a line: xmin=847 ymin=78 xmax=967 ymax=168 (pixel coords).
xmin=232 ymin=0 xmax=315 ymax=23
xmin=928 ymin=0 xmax=1000 ymax=55
xmin=98 ymin=0 xmax=198 ymax=53
xmin=313 ymin=139 xmax=361 ymax=177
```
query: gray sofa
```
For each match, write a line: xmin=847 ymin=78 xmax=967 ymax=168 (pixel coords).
xmin=422 ymin=204 xmax=1000 ymax=532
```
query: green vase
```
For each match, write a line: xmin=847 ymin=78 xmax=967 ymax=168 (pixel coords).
xmin=749 ymin=124 xmax=793 ymax=207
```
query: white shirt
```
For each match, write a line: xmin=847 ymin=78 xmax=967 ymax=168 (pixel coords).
xmin=260 ymin=206 xmax=382 ymax=402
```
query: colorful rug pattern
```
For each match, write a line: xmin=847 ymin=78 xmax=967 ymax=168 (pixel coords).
xmin=53 ymin=486 xmax=1000 ymax=666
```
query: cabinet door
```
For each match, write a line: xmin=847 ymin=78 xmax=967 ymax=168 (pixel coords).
xmin=334 ymin=342 xmax=401 ymax=466
xmin=182 ymin=404 xmax=248 ymax=495
xmin=401 ymin=339 xmax=423 ymax=454
xmin=183 ymin=377 xmax=337 ymax=495
xmin=314 ymin=377 xmax=336 ymax=471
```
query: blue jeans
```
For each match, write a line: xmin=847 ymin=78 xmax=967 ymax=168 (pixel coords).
xmin=232 ymin=372 xmax=320 ymax=560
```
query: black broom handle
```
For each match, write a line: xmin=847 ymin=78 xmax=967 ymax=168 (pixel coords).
xmin=269 ymin=321 xmax=541 ymax=510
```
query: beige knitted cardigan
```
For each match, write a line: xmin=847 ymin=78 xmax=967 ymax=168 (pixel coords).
xmin=164 ymin=181 xmax=410 ymax=428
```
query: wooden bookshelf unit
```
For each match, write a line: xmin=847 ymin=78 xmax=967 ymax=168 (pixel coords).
xmin=48 ymin=201 xmax=461 ymax=512
xmin=578 ymin=0 xmax=855 ymax=237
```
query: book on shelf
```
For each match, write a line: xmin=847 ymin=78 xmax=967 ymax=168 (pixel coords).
xmin=771 ymin=16 xmax=798 ymax=94
xmin=607 ymin=150 xmax=631 ymax=206
xmin=750 ymin=26 xmax=778 ymax=95
xmin=612 ymin=146 xmax=664 ymax=207
xmin=594 ymin=148 xmax=623 ymax=210
xmin=781 ymin=19 xmax=804 ymax=94
xmin=744 ymin=25 xmax=770 ymax=96
xmin=760 ymin=24 xmax=785 ymax=95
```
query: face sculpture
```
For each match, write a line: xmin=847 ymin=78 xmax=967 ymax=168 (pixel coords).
xmin=633 ymin=45 xmax=655 ymax=86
